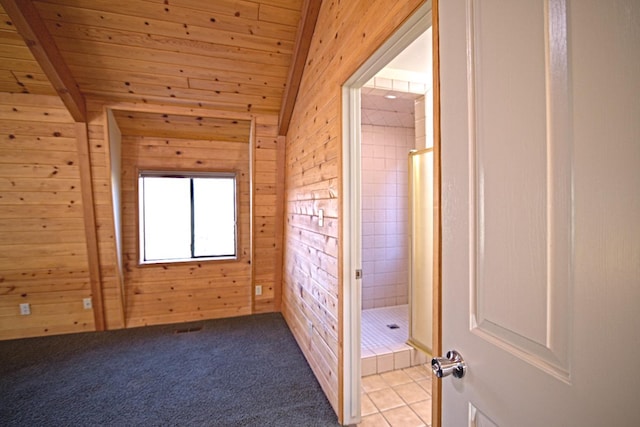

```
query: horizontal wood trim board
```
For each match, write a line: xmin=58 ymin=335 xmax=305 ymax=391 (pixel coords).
xmin=0 ymin=289 xmax=91 ymax=307
xmin=0 ymin=119 xmax=76 ymax=136
xmin=0 ymin=322 xmax=93 ymax=341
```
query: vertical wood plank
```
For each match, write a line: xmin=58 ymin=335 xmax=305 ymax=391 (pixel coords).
xmin=250 ymin=118 xmax=257 ymax=312
xmin=76 ymin=121 xmax=105 ymax=330
xmin=278 ymin=0 xmax=322 ymax=135
xmin=101 ymin=107 xmax=126 ymax=328
xmin=431 ymin=0 xmax=442 ymax=425
xmin=274 ymin=135 xmax=286 ymax=311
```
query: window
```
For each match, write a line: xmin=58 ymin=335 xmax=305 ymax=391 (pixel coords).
xmin=138 ymin=172 xmax=237 ymax=263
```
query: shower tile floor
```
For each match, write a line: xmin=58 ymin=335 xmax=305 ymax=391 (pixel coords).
xmin=361 ymin=305 xmax=430 ymax=376
xmin=360 ymin=305 xmax=433 ymax=426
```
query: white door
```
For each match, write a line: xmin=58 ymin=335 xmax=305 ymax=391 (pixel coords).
xmin=439 ymin=0 xmax=640 ymax=425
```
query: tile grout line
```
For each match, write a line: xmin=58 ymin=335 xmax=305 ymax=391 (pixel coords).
xmin=360 ymin=365 xmax=433 ymax=427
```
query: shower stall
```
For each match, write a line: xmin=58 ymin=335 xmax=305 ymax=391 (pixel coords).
xmin=360 ymin=87 xmax=434 ymax=376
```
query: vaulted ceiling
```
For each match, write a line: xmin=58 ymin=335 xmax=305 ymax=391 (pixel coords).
xmin=0 ymin=0 xmax=319 ymax=133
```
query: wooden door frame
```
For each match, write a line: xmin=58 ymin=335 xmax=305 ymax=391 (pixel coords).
xmin=341 ymin=2 xmax=437 ymax=425
xmin=432 ymin=0 xmax=442 ymax=425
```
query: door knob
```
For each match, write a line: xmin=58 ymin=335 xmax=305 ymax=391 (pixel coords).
xmin=431 ymin=350 xmax=467 ymax=379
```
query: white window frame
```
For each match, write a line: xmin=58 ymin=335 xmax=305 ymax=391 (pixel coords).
xmin=137 ymin=170 xmax=238 ymax=265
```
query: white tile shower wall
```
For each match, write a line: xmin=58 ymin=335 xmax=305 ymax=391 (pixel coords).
xmin=414 ymin=92 xmax=433 ymax=150
xmin=361 ymin=124 xmax=415 ymax=309
xmin=415 ymin=96 xmax=426 ymax=150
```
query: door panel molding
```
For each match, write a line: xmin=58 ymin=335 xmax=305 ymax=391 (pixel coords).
xmin=466 ymin=0 xmax=573 ymax=382
xmin=469 ymin=402 xmax=498 ymax=427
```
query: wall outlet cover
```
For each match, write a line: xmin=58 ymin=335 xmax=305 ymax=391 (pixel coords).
xmin=19 ymin=303 xmax=30 ymax=315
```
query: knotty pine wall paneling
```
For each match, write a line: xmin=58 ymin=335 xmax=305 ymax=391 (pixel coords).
xmin=119 ymin=116 xmax=252 ymax=327
xmin=85 ymin=100 xmax=283 ymax=328
xmin=282 ymin=0 xmax=425 ymax=420
xmin=252 ymin=115 xmax=284 ymax=313
xmin=0 ymin=92 xmax=95 ymax=340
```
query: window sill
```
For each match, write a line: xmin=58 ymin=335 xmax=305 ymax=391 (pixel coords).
xmin=138 ymin=256 xmax=238 ymax=267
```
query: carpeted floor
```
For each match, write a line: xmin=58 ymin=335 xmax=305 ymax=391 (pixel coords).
xmin=0 ymin=313 xmax=340 ymax=426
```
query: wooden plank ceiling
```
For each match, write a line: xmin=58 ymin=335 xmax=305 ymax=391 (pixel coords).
xmin=112 ymin=110 xmax=252 ymax=141
xmin=0 ymin=3 xmax=56 ymax=96
xmin=0 ymin=0 xmax=309 ymax=118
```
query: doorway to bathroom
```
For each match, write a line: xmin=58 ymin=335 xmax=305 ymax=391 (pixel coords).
xmin=359 ymin=30 xmax=434 ymax=376
xmin=341 ymin=2 xmax=435 ymax=424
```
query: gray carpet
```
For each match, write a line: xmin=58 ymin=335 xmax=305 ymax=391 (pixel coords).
xmin=0 ymin=313 xmax=341 ymax=426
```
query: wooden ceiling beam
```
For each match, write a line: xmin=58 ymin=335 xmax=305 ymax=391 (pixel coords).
xmin=1 ymin=0 xmax=86 ymax=122
xmin=278 ymin=0 xmax=322 ymax=136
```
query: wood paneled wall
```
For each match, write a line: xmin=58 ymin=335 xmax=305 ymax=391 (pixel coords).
xmin=0 ymin=92 xmax=94 ymax=340
xmin=282 ymin=0 xmax=425 ymax=420
xmin=253 ymin=116 xmax=284 ymax=314
xmin=0 ymin=88 xmax=283 ymax=338
xmin=119 ymin=116 xmax=252 ymax=326
xmin=83 ymin=100 xmax=282 ymax=330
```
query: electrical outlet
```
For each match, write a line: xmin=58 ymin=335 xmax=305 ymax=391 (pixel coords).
xmin=83 ymin=298 xmax=92 ymax=309
xmin=19 ymin=303 xmax=30 ymax=315
xmin=255 ymin=285 xmax=262 ymax=296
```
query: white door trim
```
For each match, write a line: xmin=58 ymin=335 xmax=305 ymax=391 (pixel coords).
xmin=341 ymin=3 xmax=433 ymax=424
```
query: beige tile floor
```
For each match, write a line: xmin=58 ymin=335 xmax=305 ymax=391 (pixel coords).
xmin=358 ymin=365 xmax=433 ymax=427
